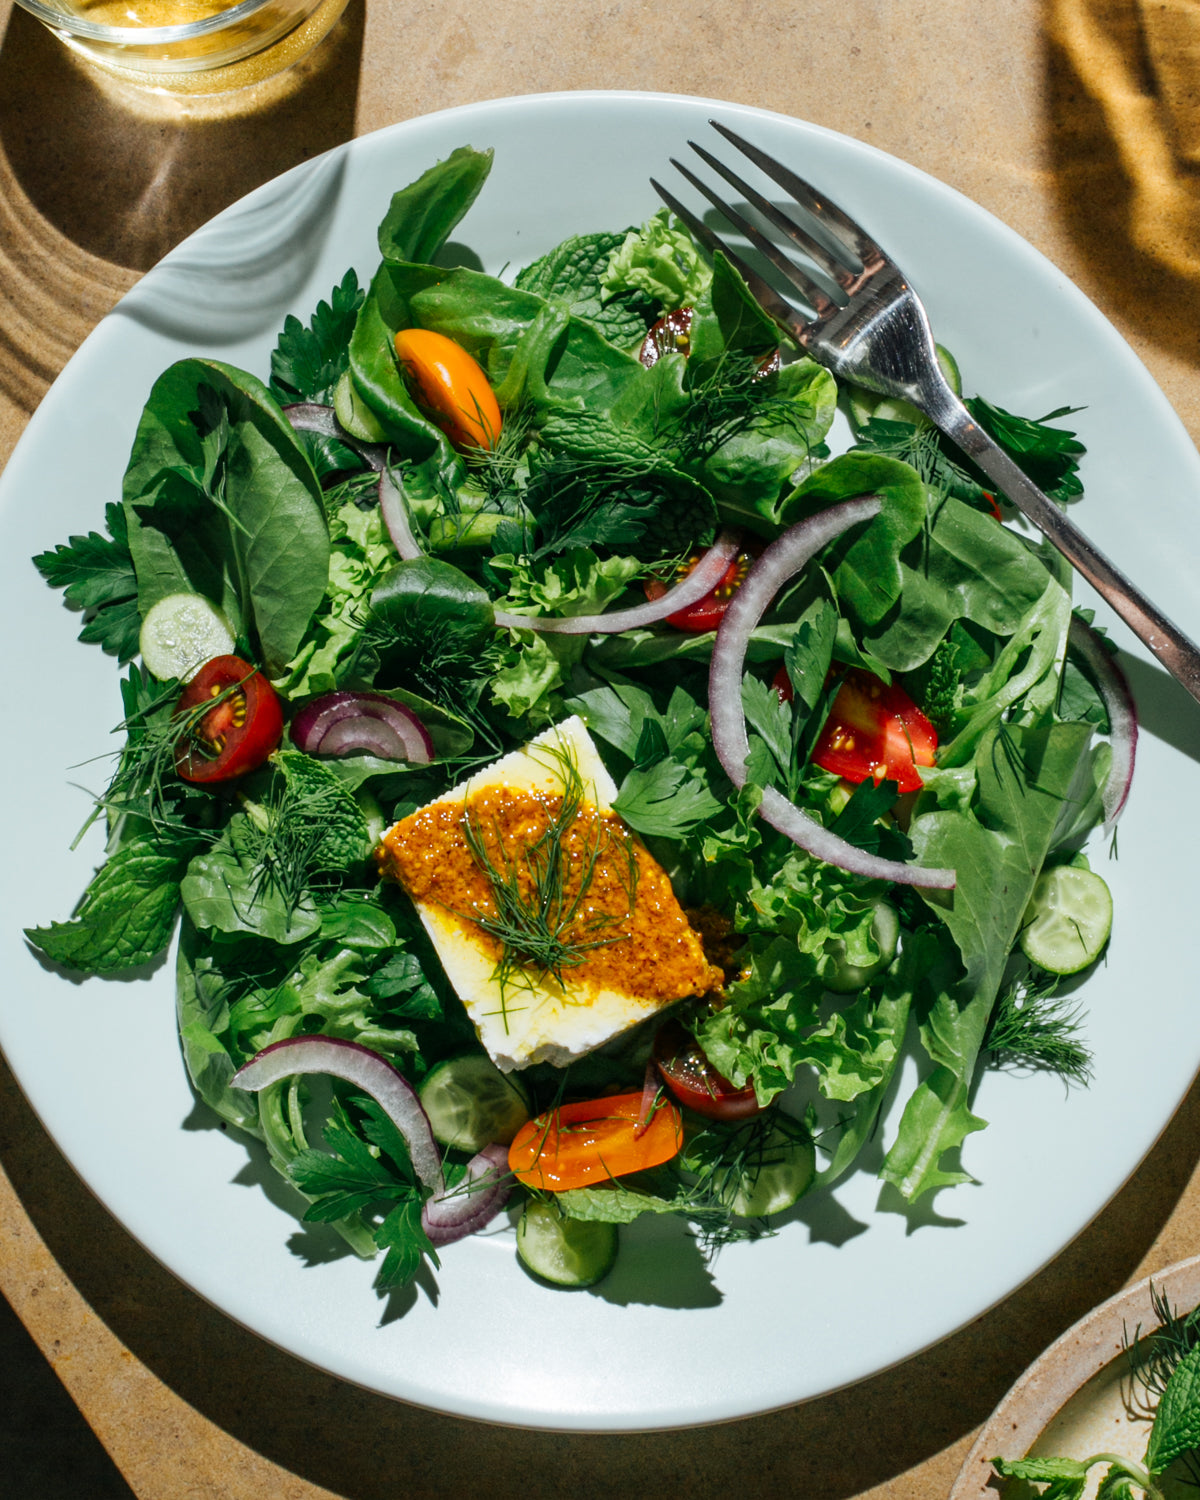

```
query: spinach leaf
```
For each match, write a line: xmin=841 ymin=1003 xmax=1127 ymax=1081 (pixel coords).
xmin=376 ymin=145 xmax=493 ymax=265
xmin=122 ymin=360 xmax=330 ymax=677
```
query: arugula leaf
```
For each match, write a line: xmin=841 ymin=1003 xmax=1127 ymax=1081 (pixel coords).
xmin=33 ymin=501 xmax=141 ymax=661
xmin=269 ymin=268 xmax=364 ymax=404
xmin=26 ymin=826 xmax=199 ymax=973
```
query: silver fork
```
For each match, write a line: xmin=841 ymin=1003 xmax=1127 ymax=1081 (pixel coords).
xmin=653 ymin=121 xmax=1200 ymax=707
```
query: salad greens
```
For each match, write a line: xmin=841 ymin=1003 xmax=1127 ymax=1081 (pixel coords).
xmin=28 ymin=145 xmax=1114 ymax=1296
xmin=993 ymin=1285 xmax=1200 ymax=1497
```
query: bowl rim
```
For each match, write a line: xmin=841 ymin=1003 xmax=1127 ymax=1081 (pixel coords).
xmin=951 ymin=1252 xmax=1200 ymax=1497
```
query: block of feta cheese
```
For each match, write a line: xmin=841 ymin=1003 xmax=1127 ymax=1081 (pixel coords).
xmin=376 ymin=716 xmax=721 ymax=1071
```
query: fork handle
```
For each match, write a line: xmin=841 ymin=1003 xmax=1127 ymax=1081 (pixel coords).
xmin=926 ymin=388 xmax=1200 ymax=707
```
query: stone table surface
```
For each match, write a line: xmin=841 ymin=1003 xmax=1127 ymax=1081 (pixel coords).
xmin=3 ymin=1 xmax=1200 ymax=1495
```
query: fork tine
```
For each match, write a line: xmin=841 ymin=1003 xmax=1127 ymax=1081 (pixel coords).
xmin=666 ymin=156 xmax=839 ymax=319
xmin=686 ymin=138 xmax=856 ymax=294
xmin=708 ymin=119 xmax=884 ymax=271
xmin=649 ymin=176 xmax=812 ymax=332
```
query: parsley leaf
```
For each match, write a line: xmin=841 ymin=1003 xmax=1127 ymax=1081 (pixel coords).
xmin=287 ymin=1099 xmax=437 ymax=1292
xmin=32 ymin=502 xmax=141 ymax=662
xmin=613 ymin=755 xmax=723 ymax=839
xmin=269 ymin=269 xmax=364 ymax=405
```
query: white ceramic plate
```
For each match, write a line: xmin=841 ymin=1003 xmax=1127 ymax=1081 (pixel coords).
xmin=4 ymin=91 xmax=1200 ymax=1433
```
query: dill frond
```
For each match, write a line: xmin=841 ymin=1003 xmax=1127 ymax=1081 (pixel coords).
xmin=457 ymin=740 xmax=639 ymax=1005
xmin=986 ymin=980 xmax=1093 ymax=1085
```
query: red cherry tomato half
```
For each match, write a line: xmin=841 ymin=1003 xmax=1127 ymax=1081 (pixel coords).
xmin=811 ymin=669 xmax=937 ymax=795
xmin=639 ymin=307 xmax=694 ymax=367
xmin=643 ymin=536 xmax=762 ymax=631
xmin=653 ymin=1020 xmax=762 ymax=1122
xmin=174 ymin=655 xmax=284 ymax=784
xmin=508 ymin=1092 xmax=683 ymax=1190
xmin=773 ymin=663 xmax=794 ymax=703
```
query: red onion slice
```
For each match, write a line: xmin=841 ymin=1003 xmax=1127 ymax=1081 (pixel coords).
xmin=1068 ymin=614 xmax=1138 ymax=825
xmin=291 ymin=691 xmax=434 ymax=764
xmin=282 ymin=403 xmax=388 ymax=471
xmin=422 ymin=1143 xmax=512 ymax=1247
xmin=709 ymin=496 xmax=956 ymax=891
xmin=493 ymin=529 xmax=741 ymax=635
xmin=232 ymin=1036 xmax=443 ymax=1191
xmin=379 ymin=467 xmax=424 ymax=560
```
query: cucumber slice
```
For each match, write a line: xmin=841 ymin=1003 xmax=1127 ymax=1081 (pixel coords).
xmin=139 ymin=593 xmax=235 ymax=682
xmin=418 ymin=1053 xmax=531 ymax=1152
xmin=1019 ymin=865 xmax=1113 ymax=975
xmin=824 ymin=899 xmax=899 ymax=993
xmin=718 ymin=1124 xmax=816 ymax=1218
xmin=517 ymin=1202 xmax=617 ymax=1288
xmin=846 ymin=344 xmax=961 ymax=430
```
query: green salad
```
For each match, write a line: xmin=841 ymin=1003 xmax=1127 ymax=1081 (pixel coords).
xmin=27 ymin=145 xmax=1123 ymax=1296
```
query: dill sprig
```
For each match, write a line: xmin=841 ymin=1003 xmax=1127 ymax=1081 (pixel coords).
xmin=458 ymin=741 xmax=638 ymax=1003
xmin=986 ymin=979 xmax=1094 ymax=1085
xmin=1122 ymin=1285 xmax=1200 ymax=1484
xmin=674 ymin=351 xmax=810 ymax=464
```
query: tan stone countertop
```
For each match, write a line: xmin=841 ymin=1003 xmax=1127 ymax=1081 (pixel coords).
xmin=4 ymin=2 xmax=1200 ymax=1494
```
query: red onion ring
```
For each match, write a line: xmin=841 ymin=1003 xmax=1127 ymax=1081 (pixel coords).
xmin=492 ymin=529 xmax=741 ymax=635
xmin=232 ymin=1036 xmax=443 ymax=1191
xmin=709 ymin=496 xmax=956 ymax=891
xmin=282 ymin=403 xmax=388 ymax=471
xmin=422 ymin=1143 xmax=512 ymax=1246
xmin=290 ymin=691 xmax=434 ymax=764
xmin=1068 ymin=614 xmax=1138 ymax=825
xmin=379 ymin=467 xmax=424 ymax=561
xmin=633 ymin=1060 xmax=659 ymax=1140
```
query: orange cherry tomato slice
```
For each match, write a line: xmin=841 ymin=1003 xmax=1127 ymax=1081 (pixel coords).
xmin=508 ymin=1091 xmax=683 ymax=1190
xmin=810 ymin=669 xmax=937 ymax=795
xmin=174 ymin=655 xmax=283 ymax=783
xmin=643 ymin=537 xmax=762 ymax=632
xmin=393 ymin=328 xmax=502 ymax=451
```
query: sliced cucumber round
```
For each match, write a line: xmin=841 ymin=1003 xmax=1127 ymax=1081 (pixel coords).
xmin=516 ymin=1202 xmax=617 ymax=1288
xmin=418 ymin=1052 xmax=531 ymax=1152
xmin=845 ymin=344 xmax=962 ymax=430
xmin=824 ymin=899 xmax=900 ymax=993
xmin=1019 ymin=865 xmax=1113 ymax=976
xmin=718 ymin=1124 xmax=816 ymax=1218
xmin=139 ymin=593 xmax=235 ymax=682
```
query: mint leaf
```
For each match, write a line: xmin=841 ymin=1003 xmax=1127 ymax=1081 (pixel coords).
xmin=27 ymin=828 xmax=198 ymax=973
xmin=269 ymin=268 xmax=364 ymax=404
xmin=1147 ymin=1340 xmax=1200 ymax=1474
xmin=515 ymin=229 xmax=657 ymax=348
xmin=33 ymin=502 xmax=141 ymax=661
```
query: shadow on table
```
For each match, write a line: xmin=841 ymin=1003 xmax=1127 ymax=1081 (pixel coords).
xmin=3 ymin=1037 xmax=1199 ymax=1500
xmin=0 ymin=0 xmax=364 ymax=420
xmin=1044 ymin=0 xmax=1200 ymax=368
